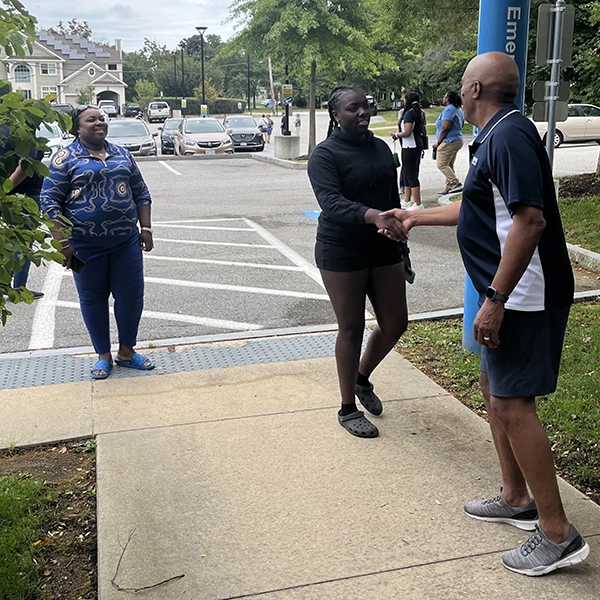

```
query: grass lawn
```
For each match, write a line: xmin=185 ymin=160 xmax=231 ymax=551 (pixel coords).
xmin=372 ymin=107 xmax=473 ymax=138
xmin=559 ymin=195 xmax=600 ymax=253
xmin=398 ymin=299 xmax=600 ymax=504
xmin=0 ymin=476 xmax=55 ymax=598
xmin=0 ymin=441 xmax=97 ymax=599
xmin=396 ymin=172 xmax=600 ymax=504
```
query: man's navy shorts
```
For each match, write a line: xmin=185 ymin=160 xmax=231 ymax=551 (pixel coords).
xmin=481 ymin=307 xmax=570 ymax=398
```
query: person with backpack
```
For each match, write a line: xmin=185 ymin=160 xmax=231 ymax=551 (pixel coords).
xmin=391 ymin=91 xmax=427 ymax=210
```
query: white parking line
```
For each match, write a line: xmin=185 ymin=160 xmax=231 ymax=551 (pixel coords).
xmin=145 ymin=276 xmax=329 ymax=300
xmin=153 ymin=237 xmax=274 ymax=249
xmin=158 ymin=161 xmax=182 ymax=175
xmin=156 ymin=218 xmax=243 ymax=224
xmin=146 ymin=255 xmax=303 ymax=271
xmin=243 ymin=218 xmax=324 ymax=289
xmin=29 ymin=261 xmax=64 ymax=349
xmin=54 ymin=301 xmax=261 ymax=330
xmin=154 ymin=224 xmax=253 ymax=232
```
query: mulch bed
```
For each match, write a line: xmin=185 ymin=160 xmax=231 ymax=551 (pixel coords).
xmin=0 ymin=439 xmax=97 ymax=600
xmin=559 ymin=172 xmax=600 ymax=198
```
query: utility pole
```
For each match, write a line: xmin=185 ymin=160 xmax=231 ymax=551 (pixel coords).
xmin=268 ymin=56 xmax=276 ymax=115
xmin=247 ymin=53 xmax=251 ymax=113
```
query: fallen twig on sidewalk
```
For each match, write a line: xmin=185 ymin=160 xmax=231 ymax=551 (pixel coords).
xmin=111 ymin=529 xmax=185 ymax=593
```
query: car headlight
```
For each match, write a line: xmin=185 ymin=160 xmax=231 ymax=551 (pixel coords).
xmin=142 ymin=141 xmax=154 ymax=148
xmin=184 ymin=137 xmax=197 ymax=145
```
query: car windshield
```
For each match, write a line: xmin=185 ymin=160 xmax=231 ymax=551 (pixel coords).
xmin=150 ymin=104 xmax=168 ymax=109
xmin=163 ymin=118 xmax=183 ymax=131
xmin=36 ymin=123 xmax=61 ymax=139
xmin=184 ymin=120 xmax=224 ymax=134
xmin=226 ymin=117 xmax=257 ymax=128
xmin=108 ymin=121 xmax=149 ymax=137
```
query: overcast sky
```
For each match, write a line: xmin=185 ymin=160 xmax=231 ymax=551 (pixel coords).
xmin=24 ymin=0 xmax=239 ymax=53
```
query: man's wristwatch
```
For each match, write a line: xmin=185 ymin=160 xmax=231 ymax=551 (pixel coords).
xmin=485 ymin=286 xmax=509 ymax=303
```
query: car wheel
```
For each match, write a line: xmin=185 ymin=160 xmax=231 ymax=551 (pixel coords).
xmin=553 ymin=130 xmax=563 ymax=148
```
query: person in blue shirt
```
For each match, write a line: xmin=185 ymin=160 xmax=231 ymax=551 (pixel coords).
xmin=433 ymin=91 xmax=465 ymax=196
xmin=41 ymin=105 xmax=155 ymax=380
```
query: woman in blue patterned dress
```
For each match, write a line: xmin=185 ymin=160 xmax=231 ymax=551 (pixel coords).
xmin=41 ymin=105 xmax=155 ymax=379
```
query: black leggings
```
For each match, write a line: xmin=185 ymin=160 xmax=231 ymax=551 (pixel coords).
xmin=401 ymin=147 xmax=422 ymax=187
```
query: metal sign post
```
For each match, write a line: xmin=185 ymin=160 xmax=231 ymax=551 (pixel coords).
xmin=541 ymin=0 xmax=567 ymax=166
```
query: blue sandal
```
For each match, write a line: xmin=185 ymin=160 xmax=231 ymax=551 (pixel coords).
xmin=91 ymin=359 xmax=113 ymax=380
xmin=115 ymin=352 xmax=155 ymax=371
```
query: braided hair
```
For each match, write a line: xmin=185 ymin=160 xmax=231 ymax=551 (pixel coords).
xmin=69 ymin=104 xmax=99 ymax=137
xmin=326 ymin=85 xmax=363 ymax=137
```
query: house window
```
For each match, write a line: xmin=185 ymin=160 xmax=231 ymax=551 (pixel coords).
xmin=14 ymin=64 xmax=31 ymax=83
xmin=40 ymin=63 xmax=57 ymax=75
xmin=107 ymin=64 xmax=117 ymax=71
xmin=88 ymin=67 xmax=96 ymax=77
xmin=19 ymin=90 xmax=32 ymax=99
xmin=41 ymin=86 xmax=58 ymax=98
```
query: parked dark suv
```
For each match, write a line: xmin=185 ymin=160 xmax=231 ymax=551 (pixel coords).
xmin=125 ymin=103 xmax=142 ymax=118
xmin=51 ymin=103 xmax=74 ymax=117
xmin=223 ymin=115 xmax=264 ymax=152
xmin=366 ymin=95 xmax=378 ymax=116
xmin=158 ymin=117 xmax=183 ymax=154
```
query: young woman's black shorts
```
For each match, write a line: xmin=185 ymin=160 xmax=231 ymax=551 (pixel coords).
xmin=315 ymin=235 xmax=404 ymax=272
xmin=401 ymin=146 xmax=422 ymax=187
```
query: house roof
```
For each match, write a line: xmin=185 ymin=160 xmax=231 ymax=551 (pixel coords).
xmin=36 ymin=31 xmax=121 ymax=62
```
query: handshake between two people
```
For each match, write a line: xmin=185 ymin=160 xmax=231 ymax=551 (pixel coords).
xmin=369 ymin=208 xmax=416 ymax=244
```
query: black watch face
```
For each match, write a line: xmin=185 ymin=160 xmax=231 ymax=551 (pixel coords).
xmin=486 ymin=287 xmax=495 ymax=299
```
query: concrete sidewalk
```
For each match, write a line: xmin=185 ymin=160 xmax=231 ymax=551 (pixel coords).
xmin=1 ymin=332 xmax=599 ymax=599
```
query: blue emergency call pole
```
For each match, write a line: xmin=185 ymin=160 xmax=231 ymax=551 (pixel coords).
xmin=462 ymin=0 xmax=532 ymax=352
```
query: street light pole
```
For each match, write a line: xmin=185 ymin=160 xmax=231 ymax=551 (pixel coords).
xmin=196 ymin=26 xmax=207 ymax=106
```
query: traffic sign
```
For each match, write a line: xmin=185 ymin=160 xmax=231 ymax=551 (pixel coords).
xmin=532 ymin=101 xmax=568 ymax=122
xmin=283 ymin=96 xmax=294 ymax=106
xmin=535 ymin=3 xmax=575 ymax=67
xmin=532 ymin=80 xmax=570 ymax=102
xmin=282 ymin=84 xmax=293 ymax=96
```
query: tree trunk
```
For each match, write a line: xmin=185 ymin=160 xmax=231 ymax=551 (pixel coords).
xmin=308 ymin=59 xmax=317 ymax=156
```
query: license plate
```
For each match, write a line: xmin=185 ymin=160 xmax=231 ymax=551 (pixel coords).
xmin=240 ymin=142 xmax=247 ymax=146
xmin=205 ymin=149 xmax=216 ymax=155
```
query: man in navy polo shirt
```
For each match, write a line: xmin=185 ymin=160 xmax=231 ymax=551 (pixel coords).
xmin=380 ymin=51 xmax=589 ymax=576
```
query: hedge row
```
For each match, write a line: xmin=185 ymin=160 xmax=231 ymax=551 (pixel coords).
xmin=154 ymin=97 xmax=247 ymax=115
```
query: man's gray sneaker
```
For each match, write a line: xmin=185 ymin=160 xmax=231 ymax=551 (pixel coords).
xmin=355 ymin=383 xmax=383 ymax=416
xmin=502 ymin=524 xmax=590 ymax=576
xmin=464 ymin=494 xmax=538 ymax=530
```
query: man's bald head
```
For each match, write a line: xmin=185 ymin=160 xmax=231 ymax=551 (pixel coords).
xmin=464 ymin=52 xmax=520 ymax=105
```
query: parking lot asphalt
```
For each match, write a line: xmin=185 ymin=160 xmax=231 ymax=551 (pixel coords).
xmin=4 ymin=113 xmax=599 ymax=355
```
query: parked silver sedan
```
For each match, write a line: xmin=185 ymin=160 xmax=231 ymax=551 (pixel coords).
xmin=106 ymin=119 xmax=157 ymax=156
xmin=173 ymin=117 xmax=234 ymax=155
xmin=533 ymin=104 xmax=600 ymax=148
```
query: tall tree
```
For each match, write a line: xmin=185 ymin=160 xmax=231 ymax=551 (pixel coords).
xmin=134 ymin=79 xmax=158 ymax=111
xmin=229 ymin=0 xmax=385 ymax=154
xmin=51 ymin=18 xmax=93 ymax=40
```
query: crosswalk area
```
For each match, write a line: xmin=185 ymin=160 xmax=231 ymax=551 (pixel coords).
xmin=24 ymin=217 xmax=333 ymax=351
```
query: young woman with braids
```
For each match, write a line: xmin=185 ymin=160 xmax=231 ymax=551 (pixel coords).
xmin=391 ymin=91 xmax=427 ymax=210
xmin=307 ymin=86 xmax=411 ymax=438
